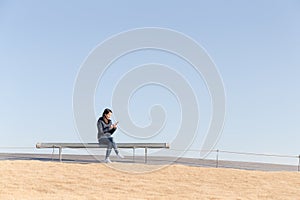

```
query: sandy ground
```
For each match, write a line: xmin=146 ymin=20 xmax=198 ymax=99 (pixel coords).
xmin=0 ymin=160 xmax=300 ymax=199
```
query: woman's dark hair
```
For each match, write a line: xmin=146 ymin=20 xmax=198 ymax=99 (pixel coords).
xmin=102 ymin=108 xmax=112 ymax=118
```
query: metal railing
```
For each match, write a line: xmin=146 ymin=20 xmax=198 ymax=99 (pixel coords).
xmin=0 ymin=146 xmax=299 ymax=171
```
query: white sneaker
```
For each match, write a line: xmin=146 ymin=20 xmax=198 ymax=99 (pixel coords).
xmin=117 ymin=152 xmax=124 ymax=159
xmin=104 ymin=158 xmax=112 ymax=163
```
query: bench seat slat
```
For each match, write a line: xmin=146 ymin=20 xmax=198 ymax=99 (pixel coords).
xmin=36 ymin=143 xmax=169 ymax=149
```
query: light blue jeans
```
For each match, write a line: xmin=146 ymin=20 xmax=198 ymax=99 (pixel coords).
xmin=98 ymin=134 xmax=119 ymax=159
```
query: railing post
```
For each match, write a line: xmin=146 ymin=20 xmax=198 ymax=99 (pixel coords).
xmin=216 ymin=149 xmax=219 ymax=168
xmin=298 ymin=155 xmax=300 ymax=172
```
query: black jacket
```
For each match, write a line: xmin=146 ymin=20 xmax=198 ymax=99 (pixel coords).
xmin=97 ymin=117 xmax=116 ymax=140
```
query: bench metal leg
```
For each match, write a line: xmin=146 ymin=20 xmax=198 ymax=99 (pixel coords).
xmin=145 ymin=147 xmax=148 ymax=163
xmin=51 ymin=146 xmax=55 ymax=160
xmin=133 ymin=147 xmax=135 ymax=163
xmin=59 ymin=147 xmax=62 ymax=162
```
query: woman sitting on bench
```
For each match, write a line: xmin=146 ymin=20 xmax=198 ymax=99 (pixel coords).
xmin=97 ymin=108 xmax=124 ymax=163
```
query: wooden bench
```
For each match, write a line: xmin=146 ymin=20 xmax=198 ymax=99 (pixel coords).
xmin=36 ymin=142 xmax=170 ymax=163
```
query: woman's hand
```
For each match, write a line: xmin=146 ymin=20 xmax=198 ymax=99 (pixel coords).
xmin=110 ymin=121 xmax=119 ymax=129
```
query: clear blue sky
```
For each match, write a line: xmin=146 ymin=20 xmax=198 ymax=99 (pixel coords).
xmin=0 ymin=0 xmax=299 ymax=164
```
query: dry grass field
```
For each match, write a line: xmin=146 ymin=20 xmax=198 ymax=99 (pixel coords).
xmin=0 ymin=160 xmax=300 ymax=199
